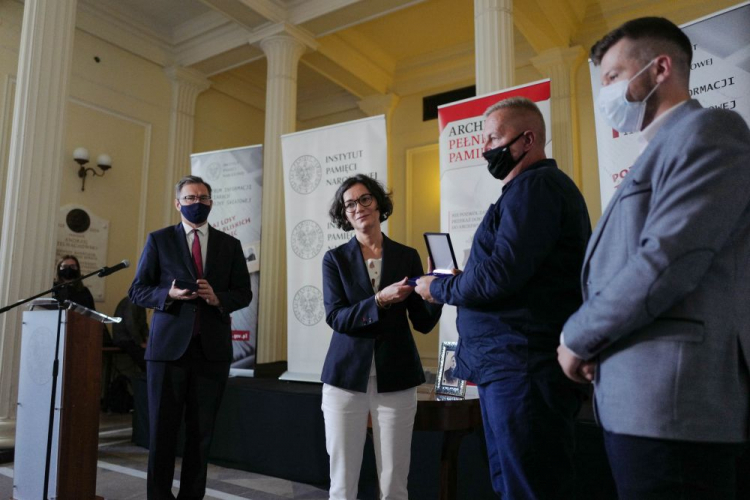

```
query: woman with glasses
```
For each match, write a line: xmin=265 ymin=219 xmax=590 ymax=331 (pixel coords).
xmin=321 ymin=174 xmax=442 ymax=500
xmin=53 ymin=254 xmax=96 ymax=310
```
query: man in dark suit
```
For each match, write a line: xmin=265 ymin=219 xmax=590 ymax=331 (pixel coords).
xmin=129 ymin=175 xmax=252 ymax=499
xmin=558 ymin=17 xmax=750 ymax=499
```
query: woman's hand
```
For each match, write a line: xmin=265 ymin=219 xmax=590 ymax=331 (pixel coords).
xmin=376 ymin=277 xmax=414 ymax=307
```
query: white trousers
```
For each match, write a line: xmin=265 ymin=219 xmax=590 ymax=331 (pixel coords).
xmin=322 ymin=378 xmax=417 ymax=500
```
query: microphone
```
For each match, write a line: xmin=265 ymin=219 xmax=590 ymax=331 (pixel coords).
xmin=98 ymin=259 xmax=130 ymax=277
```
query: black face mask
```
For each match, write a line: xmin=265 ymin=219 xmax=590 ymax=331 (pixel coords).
xmin=482 ymin=131 xmax=528 ymax=180
xmin=180 ymin=202 xmax=211 ymax=225
xmin=59 ymin=267 xmax=80 ymax=281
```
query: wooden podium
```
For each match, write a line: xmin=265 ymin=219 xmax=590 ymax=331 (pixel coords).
xmin=14 ymin=303 xmax=114 ymax=499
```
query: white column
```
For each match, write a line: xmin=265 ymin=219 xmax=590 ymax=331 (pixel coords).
xmin=474 ymin=0 xmax=514 ymax=94
xmin=163 ymin=66 xmax=210 ymax=225
xmin=257 ymin=35 xmax=306 ymax=363
xmin=531 ymin=46 xmax=586 ymax=182
xmin=0 ymin=0 xmax=78 ymax=420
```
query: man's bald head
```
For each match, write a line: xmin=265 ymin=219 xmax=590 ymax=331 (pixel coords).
xmin=484 ymin=97 xmax=546 ymax=146
xmin=481 ymin=97 xmax=548 ymax=183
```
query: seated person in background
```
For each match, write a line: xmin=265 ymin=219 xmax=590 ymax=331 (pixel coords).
xmin=112 ymin=296 xmax=148 ymax=372
xmin=53 ymin=254 xmax=95 ymax=310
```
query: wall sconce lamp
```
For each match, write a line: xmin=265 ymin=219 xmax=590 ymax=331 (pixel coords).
xmin=73 ymin=147 xmax=112 ymax=191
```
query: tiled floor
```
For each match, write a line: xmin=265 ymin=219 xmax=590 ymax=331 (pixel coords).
xmin=0 ymin=412 xmax=329 ymax=499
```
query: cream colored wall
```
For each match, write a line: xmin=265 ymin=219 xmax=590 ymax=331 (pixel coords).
xmin=193 ymin=89 xmax=266 ymax=154
xmin=404 ymin=144 xmax=441 ymax=368
xmin=59 ymin=29 xmax=175 ymax=318
xmin=388 ymin=79 xmax=471 ymax=244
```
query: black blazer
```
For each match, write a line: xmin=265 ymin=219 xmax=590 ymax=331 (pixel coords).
xmin=129 ymin=223 xmax=252 ymax=362
xmin=321 ymin=235 xmax=441 ymax=393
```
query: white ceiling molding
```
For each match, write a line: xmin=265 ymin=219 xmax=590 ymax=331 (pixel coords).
xmin=175 ymin=22 xmax=258 ymax=68
xmin=75 ymin=4 xmax=174 ymax=67
xmin=305 ymin=0 xmax=428 ymax=38
xmin=197 ymin=0 xmax=273 ymax=28
xmin=288 ymin=0 xmax=361 ymax=25
xmin=173 ymin=10 xmax=235 ymax=45
xmin=247 ymin=21 xmax=319 ymax=51
xmin=234 ymin=0 xmax=288 ymax=23
xmin=78 ymin=0 xmax=173 ymax=45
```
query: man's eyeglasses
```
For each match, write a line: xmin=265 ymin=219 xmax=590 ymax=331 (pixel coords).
xmin=344 ymin=194 xmax=374 ymax=213
xmin=179 ymin=195 xmax=212 ymax=204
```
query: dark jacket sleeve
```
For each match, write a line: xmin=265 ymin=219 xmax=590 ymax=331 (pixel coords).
xmin=431 ymin=176 xmax=565 ymax=307
xmin=128 ymin=233 xmax=171 ymax=311
xmin=214 ymin=237 xmax=252 ymax=314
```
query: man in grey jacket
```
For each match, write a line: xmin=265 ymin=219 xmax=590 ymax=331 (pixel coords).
xmin=558 ymin=17 xmax=750 ymax=499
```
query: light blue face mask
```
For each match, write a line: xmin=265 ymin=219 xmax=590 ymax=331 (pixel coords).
xmin=597 ymin=59 xmax=660 ymax=133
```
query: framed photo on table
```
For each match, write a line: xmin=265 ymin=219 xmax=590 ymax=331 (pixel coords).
xmin=435 ymin=341 xmax=466 ymax=397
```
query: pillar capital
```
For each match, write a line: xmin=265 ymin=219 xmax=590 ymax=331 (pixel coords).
xmin=256 ymin=22 xmax=317 ymax=55
xmin=259 ymin=34 xmax=307 ymax=76
xmin=165 ymin=66 xmax=211 ymax=92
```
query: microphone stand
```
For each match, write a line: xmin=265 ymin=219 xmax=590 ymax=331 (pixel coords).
xmin=0 ymin=263 xmax=126 ymax=499
xmin=0 ymin=266 xmax=116 ymax=315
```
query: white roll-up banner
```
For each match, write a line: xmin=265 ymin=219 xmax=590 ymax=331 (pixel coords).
xmin=191 ymin=145 xmax=263 ymax=376
xmin=281 ymin=115 xmax=388 ymax=382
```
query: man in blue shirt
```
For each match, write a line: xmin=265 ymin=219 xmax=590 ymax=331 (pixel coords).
xmin=416 ymin=97 xmax=591 ymax=499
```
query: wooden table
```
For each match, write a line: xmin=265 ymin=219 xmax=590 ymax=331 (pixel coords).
xmin=369 ymin=384 xmax=482 ymax=500
xmin=414 ymin=384 xmax=482 ymax=500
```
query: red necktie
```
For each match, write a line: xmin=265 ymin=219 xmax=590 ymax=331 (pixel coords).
xmin=192 ymin=229 xmax=203 ymax=337
xmin=192 ymin=229 xmax=203 ymax=278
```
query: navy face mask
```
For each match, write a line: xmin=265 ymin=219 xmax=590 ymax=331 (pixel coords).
xmin=180 ymin=202 xmax=212 ymax=224
xmin=482 ymin=131 xmax=527 ymax=180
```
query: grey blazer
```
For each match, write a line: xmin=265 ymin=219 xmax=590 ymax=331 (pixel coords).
xmin=564 ymin=99 xmax=750 ymax=443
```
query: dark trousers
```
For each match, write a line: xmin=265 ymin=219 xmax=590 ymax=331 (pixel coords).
xmin=603 ymin=430 xmax=747 ymax=500
xmin=146 ymin=338 xmax=230 ymax=500
xmin=478 ymin=368 xmax=582 ymax=499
